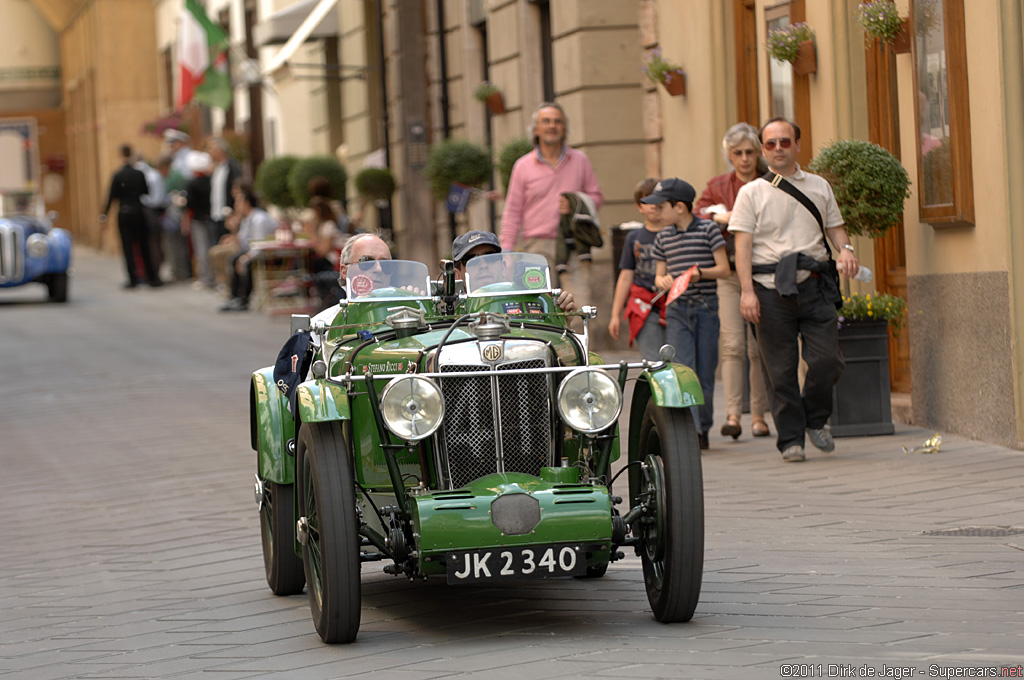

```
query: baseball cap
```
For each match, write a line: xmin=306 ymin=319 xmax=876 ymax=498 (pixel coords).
xmin=273 ymin=331 xmax=312 ymax=417
xmin=452 ymin=230 xmax=501 ymax=262
xmin=640 ymin=178 xmax=696 ymax=204
xmin=163 ymin=129 xmax=191 ymax=144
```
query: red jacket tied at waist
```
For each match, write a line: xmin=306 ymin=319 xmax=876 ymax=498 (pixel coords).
xmin=623 ymin=283 xmax=666 ymax=347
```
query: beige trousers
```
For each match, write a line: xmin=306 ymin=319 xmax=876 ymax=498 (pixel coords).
xmin=717 ymin=272 xmax=770 ymax=418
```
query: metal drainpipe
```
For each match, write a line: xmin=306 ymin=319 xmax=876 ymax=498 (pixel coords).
xmin=436 ymin=0 xmax=456 ymax=244
xmin=375 ymin=0 xmax=390 ymax=168
xmin=375 ymin=0 xmax=393 ymax=239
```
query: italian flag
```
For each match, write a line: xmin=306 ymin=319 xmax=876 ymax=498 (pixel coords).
xmin=178 ymin=0 xmax=232 ymax=110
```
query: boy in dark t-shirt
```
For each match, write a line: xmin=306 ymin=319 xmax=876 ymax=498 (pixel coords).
xmin=647 ymin=178 xmax=730 ymax=449
xmin=608 ymin=178 xmax=667 ymax=361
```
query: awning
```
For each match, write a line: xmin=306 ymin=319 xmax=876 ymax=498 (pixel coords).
xmin=255 ymin=0 xmax=338 ymax=47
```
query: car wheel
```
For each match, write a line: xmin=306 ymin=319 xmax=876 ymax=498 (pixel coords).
xmin=297 ymin=422 xmax=361 ymax=643
xmin=259 ymin=478 xmax=305 ymax=595
xmin=48 ymin=273 xmax=68 ymax=303
xmin=634 ymin=402 xmax=704 ymax=622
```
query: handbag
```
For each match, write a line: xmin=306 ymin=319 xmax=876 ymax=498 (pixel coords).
xmin=763 ymin=171 xmax=843 ymax=309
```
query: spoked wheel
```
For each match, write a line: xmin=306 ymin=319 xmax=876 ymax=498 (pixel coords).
xmin=257 ymin=476 xmax=305 ymax=595
xmin=297 ymin=422 xmax=361 ymax=643
xmin=633 ymin=402 xmax=704 ymax=622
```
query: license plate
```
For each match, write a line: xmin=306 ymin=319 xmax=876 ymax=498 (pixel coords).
xmin=446 ymin=544 xmax=587 ymax=584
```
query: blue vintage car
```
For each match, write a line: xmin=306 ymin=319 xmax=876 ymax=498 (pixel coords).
xmin=0 ymin=193 xmax=71 ymax=302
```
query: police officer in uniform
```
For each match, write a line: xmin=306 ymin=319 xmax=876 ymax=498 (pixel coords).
xmin=101 ymin=144 xmax=162 ymax=288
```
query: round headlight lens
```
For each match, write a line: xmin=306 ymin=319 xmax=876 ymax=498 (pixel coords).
xmin=556 ymin=368 xmax=622 ymax=434
xmin=26 ymin=233 xmax=50 ymax=258
xmin=380 ymin=375 xmax=444 ymax=441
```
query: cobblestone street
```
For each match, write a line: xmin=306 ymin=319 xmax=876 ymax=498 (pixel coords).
xmin=2 ymin=248 xmax=1022 ymax=679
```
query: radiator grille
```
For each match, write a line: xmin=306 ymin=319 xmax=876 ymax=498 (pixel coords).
xmin=0 ymin=225 xmax=24 ymax=284
xmin=439 ymin=359 xmax=553 ymax=489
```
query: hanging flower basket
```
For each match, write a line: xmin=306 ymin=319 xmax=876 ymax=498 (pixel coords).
xmin=892 ymin=18 xmax=911 ymax=54
xmin=792 ymin=39 xmax=817 ymax=76
xmin=642 ymin=48 xmax=686 ymax=97
xmin=485 ymin=91 xmax=506 ymax=115
xmin=857 ymin=1 xmax=911 ymax=53
xmin=767 ymin=22 xmax=816 ymax=74
xmin=661 ymin=70 xmax=686 ymax=97
xmin=473 ymin=82 xmax=505 ymax=115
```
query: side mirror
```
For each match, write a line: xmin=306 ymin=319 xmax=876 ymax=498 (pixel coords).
xmin=290 ymin=314 xmax=311 ymax=335
xmin=658 ymin=344 xmax=676 ymax=363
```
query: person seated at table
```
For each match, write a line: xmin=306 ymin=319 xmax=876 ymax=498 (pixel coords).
xmin=219 ymin=183 xmax=280 ymax=312
xmin=451 ymin=230 xmax=575 ymax=312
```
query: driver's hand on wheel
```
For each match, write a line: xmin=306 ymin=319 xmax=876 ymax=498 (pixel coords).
xmin=556 ymin=290 xmax=576 ymax=313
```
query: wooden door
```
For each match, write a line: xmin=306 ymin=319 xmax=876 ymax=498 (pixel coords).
xmin=865 ymin=41 xmax=911 ymax=393
xmin=734 ymin=0 xmax=759 ymax=127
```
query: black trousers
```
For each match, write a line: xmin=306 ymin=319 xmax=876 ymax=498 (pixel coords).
xmin=118 ymin=206 xmax=158 ymax=285
xmin=229 ymin=251 xmax=254 ymax=302
xmin=753 ymin=277 xmax=844 ymax=452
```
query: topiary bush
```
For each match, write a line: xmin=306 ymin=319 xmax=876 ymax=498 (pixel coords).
xmin=354 ymin=167 xmax=397 ymax=201
xmin=288 ymin=155 xmax=348 ymax=207
xmin=254 ymin=155 xmax=299 ymax=209
xmin=423 ymin=139 xmax=492 ymax=201
xmin=497 ymin=137 xmax=533 ymax=195
xmin=808 ymin=139 xmax=911 ymax=238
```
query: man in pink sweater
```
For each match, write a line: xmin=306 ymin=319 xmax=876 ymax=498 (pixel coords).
xmin=500 ymin=102 xmax=604 ymax=288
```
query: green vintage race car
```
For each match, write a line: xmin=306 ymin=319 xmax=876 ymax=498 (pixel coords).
xmin=249 ymin=252 xmax=705 ymax=643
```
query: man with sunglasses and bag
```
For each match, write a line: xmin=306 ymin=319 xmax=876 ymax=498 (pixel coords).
xmin=728 ymin=117 xmax=860 ymax=463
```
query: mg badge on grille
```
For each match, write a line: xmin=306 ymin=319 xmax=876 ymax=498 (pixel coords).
xmin=482 ymin=343 xmax=502 ymax=362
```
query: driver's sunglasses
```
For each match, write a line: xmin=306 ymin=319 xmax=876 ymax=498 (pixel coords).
xmin=460 ymin=249 xmax=500 ymax=266
xmin=353 ymin=255 xmax=388 ymax=264
xmin=763 ymin=137 xmax=793 ymax=151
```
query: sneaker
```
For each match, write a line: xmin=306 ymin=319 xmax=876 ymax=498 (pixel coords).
xmin=781 ymin=445 xmax=806 ymax=462
xmin=807 ymin=427 xmax=835 ymax=453
xmin=219 ymin=297 xmax=249 ymax=312
xmin=698 ymin=431 xmax=709 ymax=450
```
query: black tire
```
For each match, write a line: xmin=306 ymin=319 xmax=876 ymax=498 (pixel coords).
xmin=634 ymin=402 xmax=704 ymax=622
xmin=297 ymin=422 xmax=361 ymax=643
xmin=259 ymin=479 xmax=305 ymax=595
xmin=47 ymin=273 xmax=68 ymax=303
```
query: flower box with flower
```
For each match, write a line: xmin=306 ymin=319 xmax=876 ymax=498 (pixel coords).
xmin=830 ymin=291 xmax=906 ymax=437
xmin=473 ymin=82 xmax=505 ymax=115
xmin=642 ymin=48 xmax=686 ymax=97
xmin=857 ymin=0 xmax=910 ymax=53
xmin=766 ymin=22 xmax=817 ymax=75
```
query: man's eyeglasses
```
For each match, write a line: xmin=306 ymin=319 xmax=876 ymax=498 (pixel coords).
xmin=351 ymin=255 xmax=388 ymax=264
xmin=460 ymin=249 xmax=501 ymax=266
xmin=763 ymin=138 xmax=793 ymax=151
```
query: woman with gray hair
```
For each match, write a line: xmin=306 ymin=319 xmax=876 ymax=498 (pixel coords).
xmin=695 ymin=122 xmax=772 ymax=440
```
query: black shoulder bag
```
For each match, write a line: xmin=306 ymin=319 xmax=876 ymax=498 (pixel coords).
xmin=762 ymin=171 xmax=843 ymax=309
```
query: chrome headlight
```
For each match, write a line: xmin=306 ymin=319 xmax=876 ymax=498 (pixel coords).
xmin=380 ymin=375 xmax=444 ymax=441
xmin=556 ymin=368 xmax=622 ymax=433
xmin=26 ymin=233 xmax=49 ymax=258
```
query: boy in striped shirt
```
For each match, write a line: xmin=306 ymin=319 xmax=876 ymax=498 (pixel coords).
xmin=648 ymin=178 xmax=731 ymax=449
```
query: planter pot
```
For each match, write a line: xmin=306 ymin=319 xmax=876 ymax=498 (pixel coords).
xmin=830 ymin=320 xmax=895 ymax=437
xmin=892 ymin=17 xmax=911 ymax=54
xmin=660 ymin=72 xmax=686 ymax=97
xmin=792 ymin=39 xmax=817 ymax=76
xmin=485 ymin=92 xmax=505 ymax=115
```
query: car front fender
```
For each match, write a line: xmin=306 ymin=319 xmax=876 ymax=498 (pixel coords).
xmin=296 ymin=379 xmax=351 ymax=424
xmin=627 ymin=364 xmax=703 ymax=465
xmin=250 ymin=367 xmax=296 ymax=484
